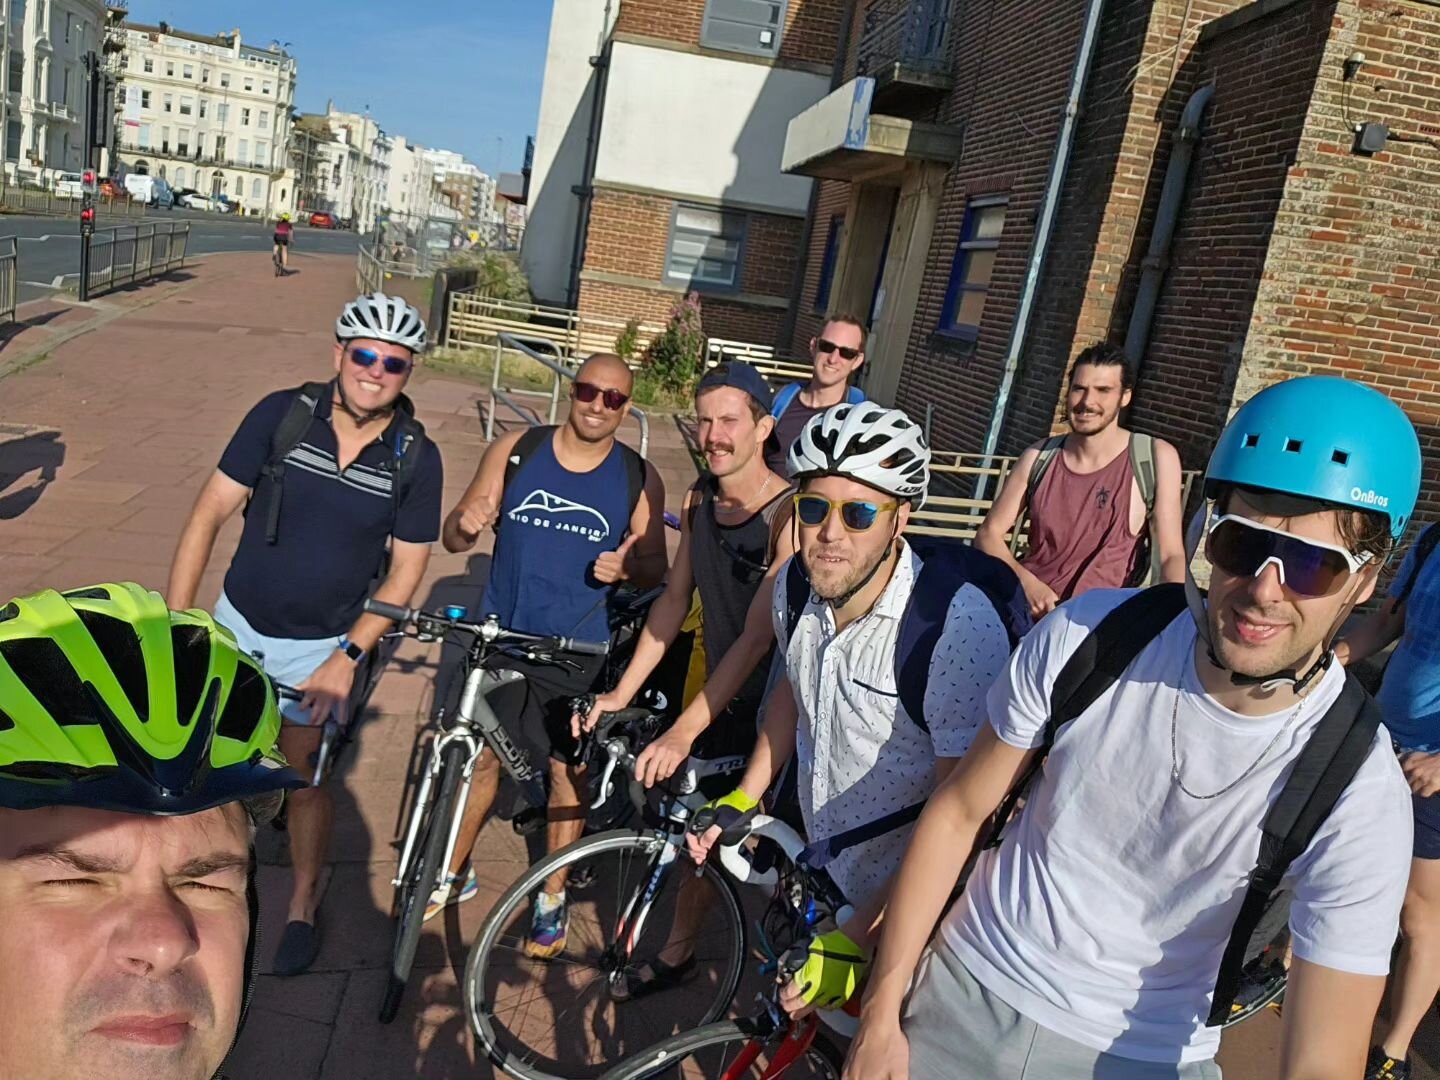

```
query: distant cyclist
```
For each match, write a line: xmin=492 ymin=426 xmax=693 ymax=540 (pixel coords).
xmin=575 ymin=360 xmax=795 ymax=995
xmin=273 ymin=212 xmax=294 ymax=274
xmin=849 ymin=377 xmax=1421 ymax=1080
xmin=0 ymin=582 xmax=303 ymax=1080
xmin=167 ymin=292 xmax=443 ymax=978
xmin=764 ymin=314 xmax=868 ymax=475
xmin=434 ymin=353 xmax=667 ymax=954
xmin=688 ymin=402 xmax=1019 ymax=1018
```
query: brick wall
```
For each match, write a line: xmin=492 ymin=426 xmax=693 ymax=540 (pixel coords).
xmin=792 ymin=178 xmax=852 ymax=350
xmin=580 ymin=187 xmax=800 ymax=346
xmin=1226 ymin=0 xmax=1440 ymax=520
xmin=615 ymin=0 xmax=842 ymax=69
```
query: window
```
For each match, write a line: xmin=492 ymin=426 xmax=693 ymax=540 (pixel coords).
xmin=940 ymin=198 xmax=1008 ymax=340
xmin=143 ymin=57 xmax=153 ymax=73
xmin=140 ymin=88 xmax=151 ymax=109
xmin=666 ymin=205 xmax=746 ymax=290
xmin=183 ymin=64 xmax=193 ymax=79
xmin=166 ymin=62 xmax=174 ymax=76
xmin=5 ymin=119 xmax=19 ymax=161
xmin=61 ymin=67 xmax=70 ymax=106
xmin=258 ymin=110 xmax=269 ymax=130
xmin=243 ymin=76 xmax=253 ymax=92
xmin=201 ymin=66 xmax=210 ymax=84
xmin=216 ymin=102 xmax=229 ymax=124
xmin=179 ymin=96 xmax=192 ymax=116
xmin=220 ymin=72 xmax=230 ymax=88
xmin=262 ymin=80 xmax=272 ymax=95
xmin=175 ymin=166 xmax=185 ymax=186
xmin=813 ymin=215 xmax=844 ymax=312
xmin=251 ymin=178 xmax=261 ymax=199
xmin=160 ymin=125 xmax=169 ymax=152
xmin=241 ymin=107 xmax=250 ymax=126
xmin=255 ymin=141 xmax=268 ymax=168
xmin=198 ymin=98 xmax=207 ymax=118
xmin=137 ymin=122 xmax=150 ymax=149
xmin=701 ymin=0 xmax=787 ymax=57
xmin=7 ymin=52 xmax=22 ymax=97
xmin=177 ymin=128 xmax=190 ymax=155
xmin=163 ymin=93 xmax=173 ymax=113
xmin=237 ymin=138 xmax=248 ymax=164
xmin=158 ymin=164 xmax=166 ymax=179
xmin=233 ymin=175 xmax=242 ymax=195
xmin=63 ymin=11 xmax=70 ymax=42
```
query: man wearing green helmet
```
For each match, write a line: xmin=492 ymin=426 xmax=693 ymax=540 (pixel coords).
xmin=846 ymin=376 xmax=1422 ymax=1079
xmin=0 ymin=582 xmax=303 ymax=1080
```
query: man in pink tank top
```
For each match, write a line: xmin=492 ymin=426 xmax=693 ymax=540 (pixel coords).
xmin=976 ymin=343 xmax=1186 ymax=618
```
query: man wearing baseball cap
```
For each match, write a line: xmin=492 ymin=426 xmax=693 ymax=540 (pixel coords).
xmin=575 ymin=359 xmax=796 ymax=995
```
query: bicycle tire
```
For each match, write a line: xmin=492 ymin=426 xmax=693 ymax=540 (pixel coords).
xmin=598 ymin=1020 xmax=844 ymax=1080
xmin=465 ymin=829 xmax=747 ymax=1080
xmin=379 ymin=740 xmax=466 ymax=1023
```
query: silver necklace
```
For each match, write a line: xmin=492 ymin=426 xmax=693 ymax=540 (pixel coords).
xmin=1169 ymin=686 xmax=1305 ymax=800
xmin=719 ymin=472 xmax=776 ymax=514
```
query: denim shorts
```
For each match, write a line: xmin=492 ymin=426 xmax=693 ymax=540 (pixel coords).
xmin=214 ymin=593 xmax=342 ymax=726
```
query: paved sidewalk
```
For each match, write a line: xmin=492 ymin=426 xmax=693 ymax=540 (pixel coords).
xmin=0 ymin=251 xmax=1435 ymax=1079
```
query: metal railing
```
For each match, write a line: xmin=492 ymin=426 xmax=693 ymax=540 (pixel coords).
xmin=483 ymin=331 xmax=650 ymax=458
xmin=84 ymin=221 xmax=190 ymax=299
xmin=856 ymin=0 xmax=951 ymax=80
xmin=0 ymin=182 xmax=145 ymax=219
xmin=0 ymin=236 xmax=17 ymax=324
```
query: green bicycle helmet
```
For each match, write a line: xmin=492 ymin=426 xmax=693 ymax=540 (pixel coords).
xmin=0 ymin=581 xmax=303 ymax=820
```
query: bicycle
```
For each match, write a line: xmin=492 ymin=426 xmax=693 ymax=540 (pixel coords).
xmin=597 ymin=810 xmax=857 ymax=1080
xmin=465 ymin=705 xmax=751 ymax=1080
xmin=273 ymin=245 xmax=285 ymax=276
xmin=367 ymin=596 xmax=613 ymax=1024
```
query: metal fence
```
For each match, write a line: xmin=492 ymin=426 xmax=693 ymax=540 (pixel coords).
xmin=0 ymin=183 xmax=146 ymax=220
xmin=0 ymin=236 xmax=16 ymax=324
xmin=367 ymin=211 xmax=523 ymax=280
xmin=84 ymin=222 xmax=190 ymax=299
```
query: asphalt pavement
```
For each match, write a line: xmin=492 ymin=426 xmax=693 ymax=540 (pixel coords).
xmin=0 ymin=209 xmax=360 ymax=304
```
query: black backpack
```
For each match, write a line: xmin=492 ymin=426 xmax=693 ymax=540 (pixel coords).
xmin=501 ymin=425 xmax=647 ymax=536
xmin=253 ymin=381 xmax=426 ymax=545
xmin=1395 ymin=523 xmax=1440 ymax=605
xmin=984 ymin=584 xmax=1382 ymax=1027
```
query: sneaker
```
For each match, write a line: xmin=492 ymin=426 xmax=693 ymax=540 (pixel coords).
xmin=1366 ymin=1046 xmax=1412 ymax=1080
xmin=524 ymin=890 xmax=568 ymax=959
xmin=423 ymin=866 xmax=478 ymax=922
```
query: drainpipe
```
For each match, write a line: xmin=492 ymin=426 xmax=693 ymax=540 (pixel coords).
xmin=565 ymin=1 xmax=614 ymax=309
xmin=975 ymin=0 xmax=1108 ymax=500
xmin=1123 ymin=83 xmax=1214 ymax=367
xmin=780 ymin=0 xmax=862 ymax=348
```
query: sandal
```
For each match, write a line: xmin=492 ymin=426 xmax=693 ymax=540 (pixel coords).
xmin=612 ymin=954 xmax=698 ymax=1002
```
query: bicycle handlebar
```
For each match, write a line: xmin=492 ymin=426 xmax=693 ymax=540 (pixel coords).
xmin=362 ymin=598 xmax=609 ymax=658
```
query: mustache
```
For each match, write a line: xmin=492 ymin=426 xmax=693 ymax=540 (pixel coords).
xmin=704 ymin=442 xmax=735 ymax=454
xmin=67 ymin=973 xmax=216 ymax=1032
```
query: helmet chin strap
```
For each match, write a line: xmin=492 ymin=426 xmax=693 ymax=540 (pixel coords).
xmin=1184 ymin=505 xmax=1335 ymax=695
xmin=333 ymin=374 xmax=393 ymax=426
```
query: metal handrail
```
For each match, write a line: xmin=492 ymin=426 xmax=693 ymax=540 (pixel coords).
xmin=84 ymin=221 xmax=189 ymax=299
xmin=489 ymin=331 xmax=650 ymax=457
xmin=0 ymin=235 xmax=16 ymax=324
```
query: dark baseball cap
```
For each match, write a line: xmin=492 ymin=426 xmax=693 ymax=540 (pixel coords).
xmin=695 ymin=359 xmax=774 ymax=413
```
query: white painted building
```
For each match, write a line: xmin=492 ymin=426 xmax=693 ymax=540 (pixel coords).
xmin=115 ymin=21 xmax=296 ymax=215
xmin=0 ymin=0 xmax=108 ymax=184
xmin=325 ymin=103 xmax=388 ymax=232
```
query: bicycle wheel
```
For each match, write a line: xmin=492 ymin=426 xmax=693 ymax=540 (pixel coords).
xmin=465 ymin=830 xmax=746 ymax=1080
xmin=379 ymin=740 xmax=466 ymax=1023
xmin=599 ymin=1020 xmax=844 ymax=1080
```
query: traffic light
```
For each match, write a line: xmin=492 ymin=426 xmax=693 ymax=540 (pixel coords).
xmin=82 ymin=169 xmax=97 ymax=195
xmin=80 ymin=207 xmax=95 ymax=225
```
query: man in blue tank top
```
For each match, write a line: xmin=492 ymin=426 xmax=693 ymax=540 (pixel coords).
xmin=432 ymin=353 xmax=667 ymax=956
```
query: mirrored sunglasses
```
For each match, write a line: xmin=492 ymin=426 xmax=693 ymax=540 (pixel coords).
xmin=794 ymin=493 xmax=897 ymax=532
xmin=572 ymin=380 xmax=629 ymax=410
xmin=1207 ymin=514 xmax=1371 ymax=598
xmin=348 ymin=346 xmax=412 ymax=376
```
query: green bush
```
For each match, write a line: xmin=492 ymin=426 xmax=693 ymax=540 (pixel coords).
xmin=641 ymin=292 xmax=706 ymax=398
xmin=614 ymin=317 xmax=643 ymax=364
xmin=443 ymin=249 xmax=532 ymax=304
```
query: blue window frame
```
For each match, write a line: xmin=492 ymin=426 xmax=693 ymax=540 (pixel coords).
xmin=939 ymin=197 xmax=1008 ymax=341
xmin=813 ymin=214 xmax=843 ymax=313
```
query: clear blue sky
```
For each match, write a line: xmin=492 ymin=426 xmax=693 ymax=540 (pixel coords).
xmin=121 ymin=0 xmax=550 ymax=176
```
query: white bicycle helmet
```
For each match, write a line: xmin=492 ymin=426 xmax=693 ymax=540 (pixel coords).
xmin=335 ymin=291 xmax=428 ymax=353
xmin=788 ymin=401 xmax=930 ymax=508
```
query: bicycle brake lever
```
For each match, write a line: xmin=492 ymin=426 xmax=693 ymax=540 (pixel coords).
xmin=590 ymin=752 xmax=620 ymax=811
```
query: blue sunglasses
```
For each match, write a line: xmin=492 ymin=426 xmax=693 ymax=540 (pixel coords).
xmin=348 ymin=346 xmax=412 ymax=376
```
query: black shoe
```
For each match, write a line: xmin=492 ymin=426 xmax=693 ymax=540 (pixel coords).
xmin=1366 ymin=1046 xmax=1412 ymax=1080
xmin=272 ymin=918 xmax=320 ymax=977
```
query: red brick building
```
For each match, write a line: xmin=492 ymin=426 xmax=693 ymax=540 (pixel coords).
xmin=781 ymin=0 xmax=1440 ymax=513
xmin=522 ymin=0 xmax=848 ymax=345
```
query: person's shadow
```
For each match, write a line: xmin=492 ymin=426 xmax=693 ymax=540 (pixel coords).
xmin=0 ymin=429 xmax=64 ymax=519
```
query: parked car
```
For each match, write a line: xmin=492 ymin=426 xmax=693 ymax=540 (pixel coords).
xmin=52 ymin=172 xmax=84 ymax=199
xmin=309 ymin=211 xmax=336 ymax=229
xmin=177 ymin=190 xmax=211 ymax=211
xmin=123 ymin=174 xmax=175 ymax=208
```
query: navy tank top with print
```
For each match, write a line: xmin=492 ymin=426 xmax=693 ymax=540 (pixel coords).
xmin=484 ymin=432 xmax=632 ymax=642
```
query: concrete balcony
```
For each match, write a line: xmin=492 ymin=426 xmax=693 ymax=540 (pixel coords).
xmin=781 ymin=76 xmax=961 ymax=181
xmin=855 ymin=0 xmax=952 ymax=111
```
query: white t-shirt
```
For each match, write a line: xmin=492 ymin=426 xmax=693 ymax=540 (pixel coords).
xmin=777 ymin=545 xmax=1010 ymax=909
xmin=939 ymin=589 xmax=1412 ymax=1064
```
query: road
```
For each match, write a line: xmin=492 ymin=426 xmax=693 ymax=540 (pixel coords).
xmin=0 ymin=209 xmax=360 ymax=304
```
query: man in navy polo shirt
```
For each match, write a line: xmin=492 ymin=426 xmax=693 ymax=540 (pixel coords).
xmin=167 ymin=292 xmax=443 ymax=976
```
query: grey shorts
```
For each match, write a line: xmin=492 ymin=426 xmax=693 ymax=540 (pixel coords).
xmin=215 ymin=593 xmax=343 ymax=727
xmin=902 ymin=945 xmax=1223 ymax=1080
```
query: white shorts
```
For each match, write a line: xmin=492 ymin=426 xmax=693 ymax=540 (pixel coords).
xmin=214 ymin=593 xmax=342 ymax=726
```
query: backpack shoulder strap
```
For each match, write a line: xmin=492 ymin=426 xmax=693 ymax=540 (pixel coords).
xmin=385 ymin=393 xmax=426 ymax=501
xmin=618 ymin=442 xmax=646 ymax=527
xmin=1129 ymin=432 xmax=1157 ymax=515
xmin=258 ymin=382 xmax=329 ymax=545
xmin=985 ymin=584 xmax=1188 ymax=848
xmin=503 ymin=425 xmax=554 ymax=494
xmin=1397 ymin=524 xmax=1440 ymax=605
xmin=771 ymin=383 xmax=801 ymax=419
xmin=1026 ymin=435 xmax=1067 ymax=504
xmin=782 ymin=556 xmax=809 ymax=646
xmin=845 ymin=384 xmax=866 ymax=405
xmin=1205 ymin=672 xmax=1379 ymax=1026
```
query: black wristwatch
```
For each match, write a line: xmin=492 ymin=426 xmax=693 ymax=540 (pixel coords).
xmin=337 ymin=638 xmax=365 ymax=664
